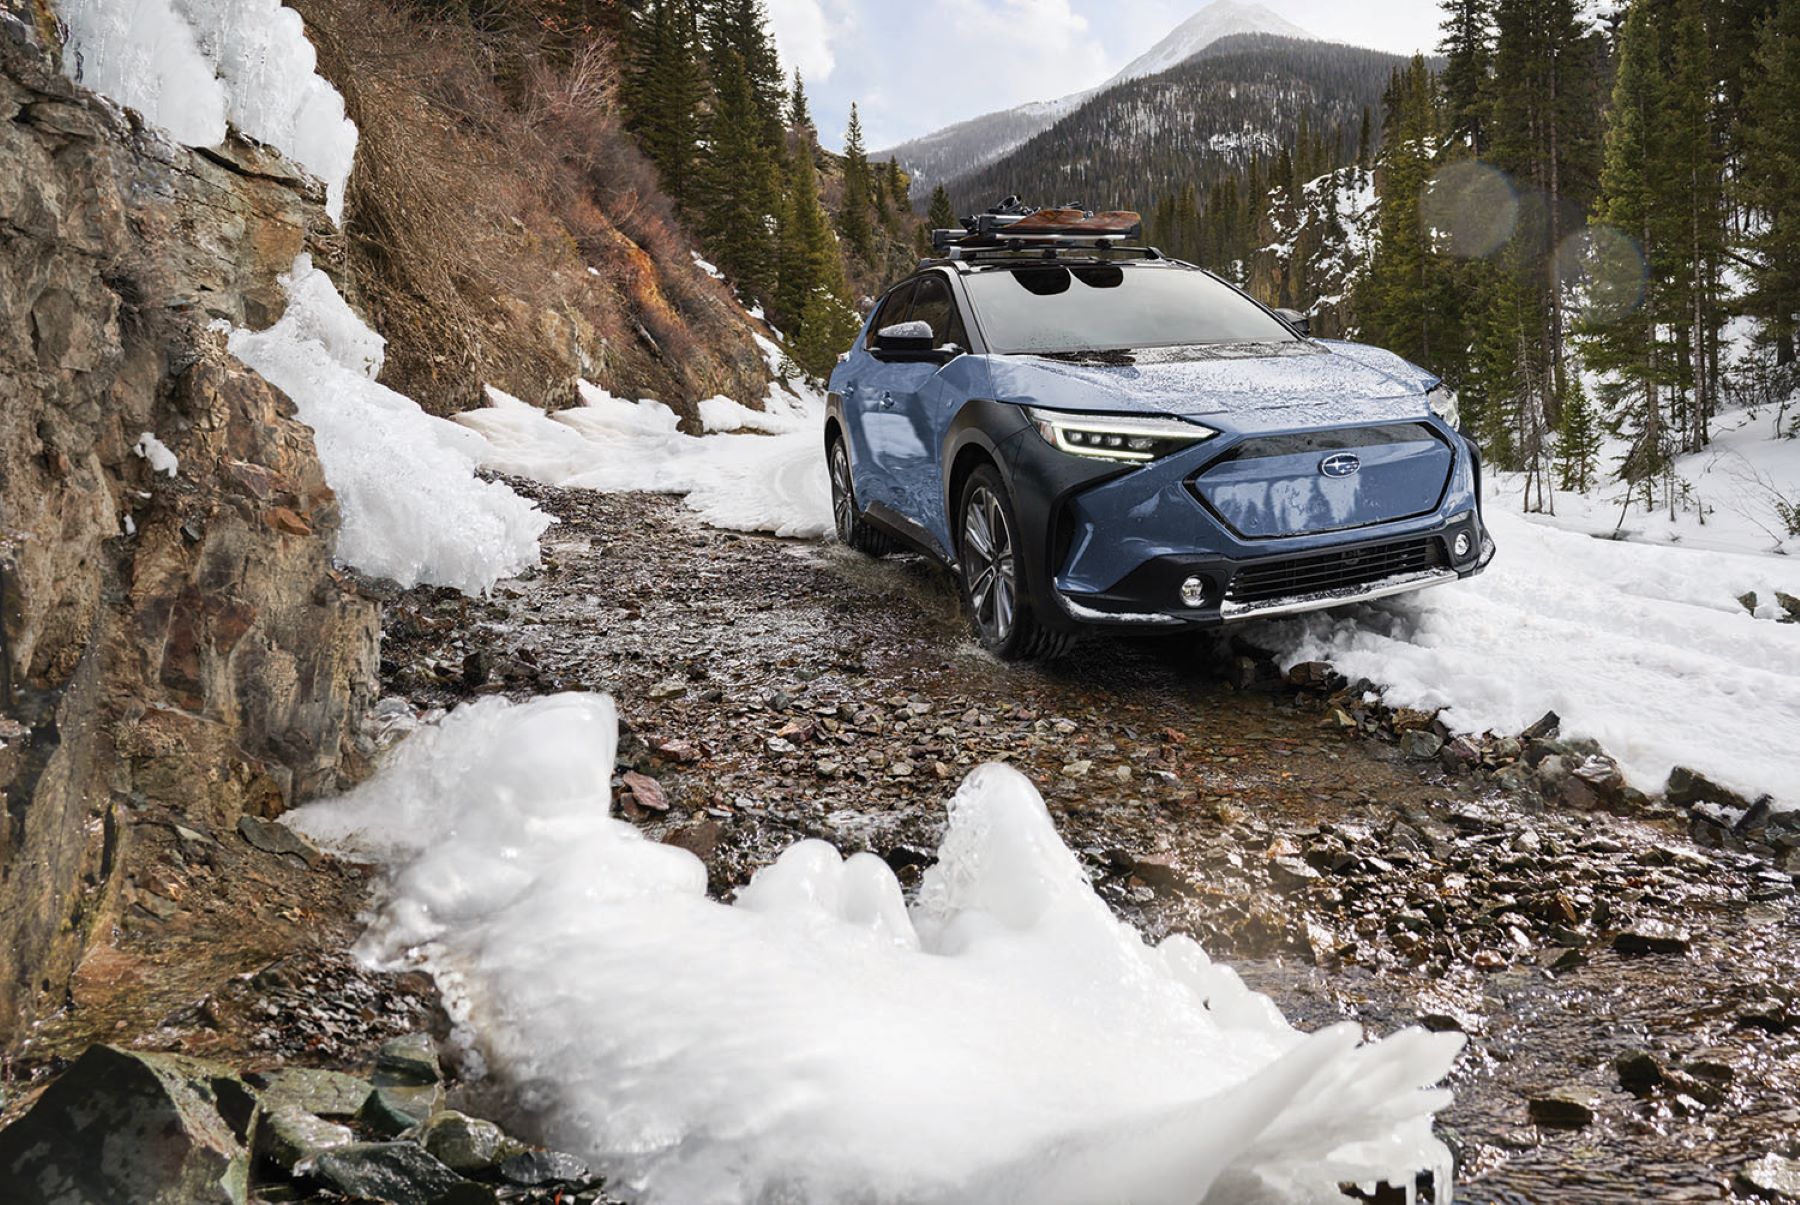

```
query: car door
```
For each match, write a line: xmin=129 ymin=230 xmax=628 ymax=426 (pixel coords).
xmin=866 ymin=275 xmax=971 ymax=554
xmin=841 ymin=280 xmax=917 ymax=516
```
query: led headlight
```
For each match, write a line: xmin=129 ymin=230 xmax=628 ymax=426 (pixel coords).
xmin=1428 ymin=384 xmax=1461 ymax=431
xmin=1026 ymin=408 xmax=1217 ymax=463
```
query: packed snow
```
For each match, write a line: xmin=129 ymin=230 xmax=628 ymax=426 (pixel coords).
xmin=133 ymin=432 xmax=180 ymax=477
xmin=449 ymin=342 xmax=832 ymax=539
xmin=291 ymin=692 xmax=1462 ymax=1205
xmin=1264 ymin=498 xmax=1800 ymax=810
xmin=228 ymin=255 xmax=548 ymax=593
xmin=58 ymin=0 xmax=357 ymax=220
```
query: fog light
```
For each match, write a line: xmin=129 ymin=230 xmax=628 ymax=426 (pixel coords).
xmin=1453 ymin=531 xmax=1474 ymax=560
xmin=1179 ymin=576 xmax=1208 ymax=608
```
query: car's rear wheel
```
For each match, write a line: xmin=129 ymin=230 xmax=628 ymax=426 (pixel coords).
xmin=958 ymin=465 xmax=1071 ymax=661
xmin=829 ymin=435 xmax=896 ymax=556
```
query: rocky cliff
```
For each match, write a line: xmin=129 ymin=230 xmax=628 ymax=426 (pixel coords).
xmin=0 ymin=18 xmax=377 ymax=1044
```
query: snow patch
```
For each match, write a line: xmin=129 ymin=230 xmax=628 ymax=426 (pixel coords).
xmin=134 ymin=432 xmax=180 ymax=477
xmin=291 ymin=692 xmax=1462 ymax=1205
xmin=58 ymin=0 xmax=357 ymax=220
xmin=229 ymin=255 xmax=548 ymax=593
xmin=1262 ymin=501 xmax=1800 ymax=810
xmin=451 ymin=376 xmax=831 ymax=539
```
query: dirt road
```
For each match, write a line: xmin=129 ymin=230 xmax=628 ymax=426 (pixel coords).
xmin=377 ymin=481 xmax=1799 ymax=1203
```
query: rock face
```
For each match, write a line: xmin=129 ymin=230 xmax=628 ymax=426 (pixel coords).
xmin=0 ymin=24 xmax=378 ymax=1043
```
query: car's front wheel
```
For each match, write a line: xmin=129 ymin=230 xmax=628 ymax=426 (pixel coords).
xmin=958 ymin=465 xmax=1070 ymax=661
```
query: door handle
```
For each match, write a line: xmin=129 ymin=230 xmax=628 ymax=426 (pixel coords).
xmin=877 ymin=391 xmax=895 ymax=409
xmin=842 ymin=383 xmax=856 ymax=398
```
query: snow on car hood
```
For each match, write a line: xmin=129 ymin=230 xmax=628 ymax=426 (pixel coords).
xmin=982 ymin=340 xmax=1439 ymax=430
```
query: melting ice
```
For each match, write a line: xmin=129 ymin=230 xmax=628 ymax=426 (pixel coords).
xmin=291 ymin=693 xmax=1463 ymax=1205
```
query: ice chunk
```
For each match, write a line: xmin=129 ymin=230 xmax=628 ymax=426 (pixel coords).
xmin=58 ymin=0 xmax=227 ymax=147
xmin=133 ymin=432 xmax=180 ymax=477
xmin=58 ymin=0 xmax=357 ymax=220
xmin=229 ymin=256 xmax=548 ymax=594
xmin=291 ymin=693 xmax=1463 ymax=1205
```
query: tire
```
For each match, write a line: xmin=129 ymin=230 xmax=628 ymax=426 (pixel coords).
xmin=829 ymin=434 xmax=897 ymax=556
xmin=957 ymin=465 xmax=1072 ymax=661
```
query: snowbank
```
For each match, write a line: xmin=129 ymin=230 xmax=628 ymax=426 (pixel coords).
xmin=451 ymin=380 xmax=831 ymax=539
xmin=292 ymin=693 xmax=1462 ymax=1205
xmin=1264 ymin=504 xmax=1800 ymax=809
xmin=229 ymin=256 xmax=549 ymax=593
xmin=58 ymin=0 xmax=357 ymax=220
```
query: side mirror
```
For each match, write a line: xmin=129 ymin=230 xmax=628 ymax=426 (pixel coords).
xmin=874 ymin=321 xmax=936 ymax=355
xmin=1275 ymin=307 xmax=1312 ymax=338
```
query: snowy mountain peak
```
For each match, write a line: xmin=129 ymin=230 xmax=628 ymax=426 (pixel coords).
xmin=1109 ymin=1 xmax=1315 ymax=86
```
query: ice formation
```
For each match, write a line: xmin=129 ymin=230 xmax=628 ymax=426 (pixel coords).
xmin=228 ymin=255 xmax=548 ymax=594
xmin=57 ymin=0 xmax=357 ymax=220
xmin=292 ymin=693 xmax=1463 ymax=1205
xmin=133 ymin=432 xmax=180 ymax=477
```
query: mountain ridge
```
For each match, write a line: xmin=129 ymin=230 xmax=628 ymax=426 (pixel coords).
xmin=877 ymin=0 xmax=1316 ymax=193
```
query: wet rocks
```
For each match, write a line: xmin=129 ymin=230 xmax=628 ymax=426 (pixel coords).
xmin=1615 ymin=1050 xmax=1666 ymax=1096
xmin=1528 ymin=1086 xmax=1599 ymax=1129
xmin=619 ymin=771 xmax=670 ymax=817
xmin=303 ymin=1142 xmax=486 ymax=1204
xmin=1612 ymin=922 xmax=1692 ymax=956
xmin=0 ymin=1045 xmax=256 ymax=1204
xmin=1735 ymin=1154 xmax=1800 ymax=1201
xmin=1401 ymin=730 xmax=1445 ymax=760
xmin=422 ymin=1112 xmax=515 ymax=1174
xmin=0 ymin=1032 xmax=617 ymax=1204
xmin=237 ymin=816 xmax=323 ymax=869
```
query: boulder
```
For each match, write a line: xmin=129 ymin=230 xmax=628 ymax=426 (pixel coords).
xmin=252 ymin=1067 xmax=373 ymax=1120
xmin=0 ymin=1045 xmax=254 ymax=1204
xmin=375 ymin=1032 xmax=443 ymax=1086
xmin=422 ymin=1112 xmax=517 ymax=1175
xmin=1528 ymin=1085 xmax=1598 ymax=1129
xmin=301 ymin=1143 xmax=490 ymax=1205
xmin=252 ymin=1106 xmax=353 ymax=1172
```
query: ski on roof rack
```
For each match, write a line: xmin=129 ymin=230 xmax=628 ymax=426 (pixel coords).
xmin=929 ymin=198 xmax=1151 ymax=261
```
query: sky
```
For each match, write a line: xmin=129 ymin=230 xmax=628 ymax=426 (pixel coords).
xmin=768 ymin=0 xmax=1445 ymax=154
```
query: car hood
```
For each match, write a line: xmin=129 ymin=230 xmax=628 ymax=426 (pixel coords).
xmin=980 ymin=340 xmax=1440 ymax=431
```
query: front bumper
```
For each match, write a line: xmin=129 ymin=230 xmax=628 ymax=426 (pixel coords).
xmin=1055 ymin=519 xmax=1495 ymax=628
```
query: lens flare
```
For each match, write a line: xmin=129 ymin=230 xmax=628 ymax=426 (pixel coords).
xmin=1422 ymin=160 xmax=1519 ymax=259
xmin=1559 ymin=225 xmax=1648 ymax=325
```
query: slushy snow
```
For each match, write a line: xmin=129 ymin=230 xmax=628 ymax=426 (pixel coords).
xmin=228 ymin=255 xmax=548 ymax=593
xmin=291 ymin=693 xmax=1462 ymax=1205
xmin=1263 ymin=500 xmax=1800 ymax=810
xmin=58 ymin=0 xmax=357 ymax=220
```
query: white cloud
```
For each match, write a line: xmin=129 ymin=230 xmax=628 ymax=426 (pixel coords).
xmin=766 ymin=0 xmax=840 ymax=82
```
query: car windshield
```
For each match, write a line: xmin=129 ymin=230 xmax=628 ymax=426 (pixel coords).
xmin=962 ymin=263 xmax=1297 ymax=354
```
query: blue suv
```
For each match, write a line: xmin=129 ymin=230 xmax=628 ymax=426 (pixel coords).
xmin=825 ymin=207 xmax=1494 ymax=660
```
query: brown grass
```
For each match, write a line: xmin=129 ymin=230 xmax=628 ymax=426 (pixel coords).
xmin=291 ymin=0 xmax=770 ymax=420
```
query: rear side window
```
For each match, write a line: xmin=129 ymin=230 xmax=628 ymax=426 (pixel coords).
xmin=907 ymin=277 xmax=970 ymax=350
xmin=864 ymin=281 xmax=918 ymax=349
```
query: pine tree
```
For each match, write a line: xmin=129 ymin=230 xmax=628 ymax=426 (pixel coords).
xmin=1555 ymin=381 xmax=1603 ymax=492
xmin=775 ymin=124 xmax=841 ymax=329
xmin=698 ymin=48 xmax=781 ymax=298
xmin=789 ymin=69 xmax=811 ymax=131
xmin=839 ymin=104 xmax=875 ymax=262
xmin=1740 ymin=0 xmax=1800 ymax=365
xmin=1584 ymin=0 xmax=1673 ymax=510
xmin=1488 ymin=0 xmax=1605 ymax=424
xmin=622 ymin=0 xmax=704 ymax=207
xmin=1439 ymin=0 xmax=1495 ymax=152
xmin=790 ymin=286 xmax=863 ymax=380
xmin=927 ymin=184 xmax=957 ymax=233
xmin=700 ymin=0 xmax=787 ymax=148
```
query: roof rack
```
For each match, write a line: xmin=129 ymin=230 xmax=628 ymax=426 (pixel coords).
xmin=926 ymin=198 xmax=1157 ymax=264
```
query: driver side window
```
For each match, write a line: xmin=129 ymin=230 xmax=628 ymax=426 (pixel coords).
xmin=908 ymin=277 xmax=969 ymax=350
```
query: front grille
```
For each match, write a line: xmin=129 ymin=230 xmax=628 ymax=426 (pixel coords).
xmin=1227 ymin=537 xmax=1444 ymax=605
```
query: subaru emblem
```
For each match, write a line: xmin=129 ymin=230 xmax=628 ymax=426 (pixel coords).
xmin=1319 ymin=453 xmax=1361 ymax=478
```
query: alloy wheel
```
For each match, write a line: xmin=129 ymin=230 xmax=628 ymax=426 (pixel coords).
xmin=829 ymin=440 xmax=855 ymax=542
xmin=962 ymin=485 xmax=1017 ymax=644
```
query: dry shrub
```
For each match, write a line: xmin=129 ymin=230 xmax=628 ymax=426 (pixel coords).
xmin=291 ymin=0 xmax=770 ymax=420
